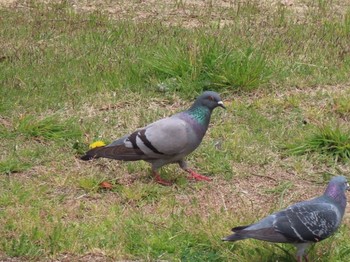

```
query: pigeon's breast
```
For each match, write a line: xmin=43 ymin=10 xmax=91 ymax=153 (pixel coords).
xmin=176 ymin=113 xmax=207 ymax=141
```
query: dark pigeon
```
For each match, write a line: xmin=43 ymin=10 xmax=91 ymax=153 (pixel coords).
xmin=81 ymin=91 xmax=225 ymax=186
xmin=222 ymin=176 xmax=350 ymax=262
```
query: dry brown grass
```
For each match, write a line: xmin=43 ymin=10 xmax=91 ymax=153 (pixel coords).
xmin=1 ymin=0 xmax=350 ymax=261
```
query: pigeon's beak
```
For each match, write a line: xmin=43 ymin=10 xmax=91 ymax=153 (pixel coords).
xmin=218 ymin=101 xmax=226 ymax=109
xmin=347 ymin=183 xmax=350 ymax=191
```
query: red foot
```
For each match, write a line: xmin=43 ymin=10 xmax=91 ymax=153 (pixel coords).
xmin=186 ymin=169 xmax=212 ymax=181
xmin=297 ymin=255 xmax=309 ymax=262
xmin=153 ymin=172 xmax=173 ymax=186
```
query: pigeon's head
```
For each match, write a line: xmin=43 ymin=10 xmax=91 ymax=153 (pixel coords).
xmin=329 ymin=175 xmax=350 ymax=191
xmin=324 ymin=176 xmax=349 ymax=205
xmin=196 ymin=91 xmax=225 ymax=110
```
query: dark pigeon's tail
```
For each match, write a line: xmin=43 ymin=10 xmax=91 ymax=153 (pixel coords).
xmin=80 ymin=154 xmax=92 ymax=161
xmin=222 ymin=225 xmax=250 ymax=241
xmin=222 ymin=233 xmax=247 ymax=242
xmin=80 ymin=147 xmax=103 ymax=161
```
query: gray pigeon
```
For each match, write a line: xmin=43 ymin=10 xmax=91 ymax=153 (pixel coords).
xmin=222 ymin=176 xmax=350 ymax=262
xmin=81 ymin=91 xmax=225 ymax=186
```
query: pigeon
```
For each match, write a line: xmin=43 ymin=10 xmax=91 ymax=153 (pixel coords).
xmin=81 ymin=91 xmax=225 ymax=186
xmin=222 ymin=176 xmax=350 ymax=262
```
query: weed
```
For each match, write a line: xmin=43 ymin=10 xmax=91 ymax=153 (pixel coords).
xmin=3 ymin=233 xmax=43 ymax=257
xmin=208 ymin=47 xmax=272 ymax=91
xmin=147 ymin=38 xmax=271 ymax=93
xmin=333 ymin=94 xmax=350 ymax=117
xmin=287 ymin=125 xmax=350 ymax=161
xmin=0 ymin=157 xmax=31 ymax=175
xmin=15 ymin=115 xmax=82 ymax=141
xmin=78 ymin=177 xmax=103 ymax=193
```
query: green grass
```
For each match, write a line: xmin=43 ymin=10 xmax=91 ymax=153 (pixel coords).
xmin=0 ymin=158 xmax=32 ymax=175
xmin=1 ymin=0 xmax=350 ymax=261
xmin=15 ymin=115 xmax=82 ymax=141
xmin=146 ymin=41 xmax=272 ymax=92
xmin=287 ymin=125 xmax=350 ymax=161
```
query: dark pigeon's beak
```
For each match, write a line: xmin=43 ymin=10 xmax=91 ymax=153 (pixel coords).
xmin=218 ymin=101 xmax=226 ymax=109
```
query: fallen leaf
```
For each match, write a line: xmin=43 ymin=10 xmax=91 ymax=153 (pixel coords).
xmin=99 ymin=181 xmax=113 ymax=190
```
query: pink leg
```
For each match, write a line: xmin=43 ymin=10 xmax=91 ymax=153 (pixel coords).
xmin=185 ymin=169 xmax=212 ymax=181
xmin=297 ymin=255 xmax=308 ymax=262
xmin=153 ymin=171 xmax=173 ymax=186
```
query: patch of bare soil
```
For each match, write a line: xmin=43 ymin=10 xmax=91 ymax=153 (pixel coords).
xmin=53 ymin=252 xmax=113 ymax=262
xmin=0 ymin=252 xmax=114 ymax=262
xmin=176 ymin=165 xmax=324 ymax=217
xmin=1 ymin=0 xmax=349 ymax=28
xmin=0 ymin=0 xmax=16 ymax=7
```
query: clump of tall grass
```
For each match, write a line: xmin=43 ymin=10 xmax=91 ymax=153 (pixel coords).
xmin=287 ymin=126 xmax=350 ymax=161
xmin=0 ymin=158 xmax=32 ymax=175
xmin=15 ymin=115 xmax=82 ymax=141
xmin=145 ymin=37 xmax=272 ymax=93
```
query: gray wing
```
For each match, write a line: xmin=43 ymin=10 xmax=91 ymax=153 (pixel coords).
xmin=125 ymin=117 xmax=193 ymax=157
xmin=81 ymin=117 xmax=193 ymax=161
xmin=274 ymin=201 xmax=341 ymax=242
xmin=223 ymin=200 xmax=341 ymax=244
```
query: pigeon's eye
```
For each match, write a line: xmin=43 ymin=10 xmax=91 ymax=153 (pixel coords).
xmin=208 ymin=96 xmax=214 ymax=101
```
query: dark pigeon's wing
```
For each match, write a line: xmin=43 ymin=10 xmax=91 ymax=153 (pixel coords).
xmin=224 ymin=200 xmax=341 ymax=244
xmin=274 ymin=201 xmax=341 ymax=242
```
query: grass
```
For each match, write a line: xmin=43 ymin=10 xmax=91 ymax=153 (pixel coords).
xmin=0 ymin=158 xmax=32 ymax=175
xmin=287 ymin=125 xmax=350 ymax=162
xmin=146 ymin=41 xmax=272 ymax=92
xmin=15 ymin=115 xmax=82 ymax=141
xmin=1 ymin=0 xmax=350 ymax=261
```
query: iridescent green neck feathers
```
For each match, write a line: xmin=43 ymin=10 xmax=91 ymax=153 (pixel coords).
xmin=187 ymin=105 xmax=211 ymax=126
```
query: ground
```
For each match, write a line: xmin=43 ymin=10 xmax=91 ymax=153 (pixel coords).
xmin=1 ymin=0 xmax=350 ymax=261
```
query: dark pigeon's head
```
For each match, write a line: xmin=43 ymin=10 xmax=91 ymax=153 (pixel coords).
xmin=324 ymin=176 xmax=349 ymax=205
xmin=195 ymin=91 xmax=225 ymax=111
xmin=328 ymin=175 xmax=349 ymax=191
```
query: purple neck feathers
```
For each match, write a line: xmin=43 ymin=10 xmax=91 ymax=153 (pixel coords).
xmin=324 ymin=184 xmax=347 ymax=209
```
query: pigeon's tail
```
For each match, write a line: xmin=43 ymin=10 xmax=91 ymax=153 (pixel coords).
xmin=80 ymin=147 xmax=105 ymax=161
xmin=232 ymin=225 xmax=250 ymax=232
xmin=222 ymin=225 xmax=251 ymax=242
xmin=221 ymin=232 xmax=248 ymax=242
xmin=223 ymin=225 xmax=292 ymax=243
xmin=222 ymin=234 xmax=243 ymax=241
xmin=81 ymin=144 xmax=146 ymax=161
xmin=81 ymin=154 xmax=93 ymax=161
